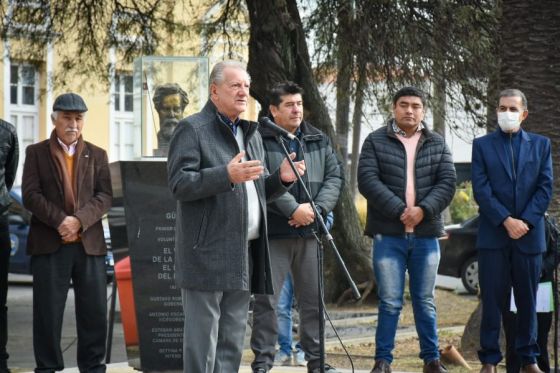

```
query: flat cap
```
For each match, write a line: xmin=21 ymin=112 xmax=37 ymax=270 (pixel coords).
xmin=52 ymin=93 xmax=88 ymax=113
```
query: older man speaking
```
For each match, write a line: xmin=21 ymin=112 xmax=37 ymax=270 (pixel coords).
xmin=168 ymin=61 xmax=305 ymax=373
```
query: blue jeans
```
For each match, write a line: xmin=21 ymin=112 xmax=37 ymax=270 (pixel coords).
xmin=277 ymin=274 xmax=302 ymax=356
xmin=373 ymin=234 xmax=441 ymax=363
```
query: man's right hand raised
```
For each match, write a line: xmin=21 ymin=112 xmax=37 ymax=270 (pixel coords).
xmin=227 ymin=151 xmax=264 ymax=184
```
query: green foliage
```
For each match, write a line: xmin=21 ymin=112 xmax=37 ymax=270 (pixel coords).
xmin=449 ymin=181 xmax=479 ymax=224
xmin=355 ymin=195 xmax=367 ymax=230
xmin=307 ymin=0 xmax=500 ymax=136
xmin=0 ymin=0 xmax=193 ymax=89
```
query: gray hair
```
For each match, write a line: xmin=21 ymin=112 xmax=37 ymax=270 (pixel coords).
xmin=209 ymin=60 xmax=251 ymax=85
xmin=51 ymin=111 xmax=87 ymax=121
xmin=499 ymin=89 xmax=528 ymax=110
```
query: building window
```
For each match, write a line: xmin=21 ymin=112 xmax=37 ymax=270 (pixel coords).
xmin=10 ymin=63 xmax=37 ymax=106
xmin=114 ymin=73 xmax=133 ymax=112
xmin=7 ymin=62 xmax=40 ymax=185
xmin=111 ymin=72 xmax=139 ymax=161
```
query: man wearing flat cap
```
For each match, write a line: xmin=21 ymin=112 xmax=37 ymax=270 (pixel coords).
xmin=22 ymin=93 xmax=112 ymax=372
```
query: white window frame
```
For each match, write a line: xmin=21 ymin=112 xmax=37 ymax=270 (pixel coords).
xmin=8 ymin=62 xmax=40 ymax=185
xmin=109 ymin=71 xmax=139 ymax=161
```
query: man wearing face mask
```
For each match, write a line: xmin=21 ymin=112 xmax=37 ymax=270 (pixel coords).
xmin=472 ymin=89 xmax=553 ymax=373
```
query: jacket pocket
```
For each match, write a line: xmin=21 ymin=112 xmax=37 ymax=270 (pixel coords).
xmin=193 ymin=206 xmax=208 ymax=250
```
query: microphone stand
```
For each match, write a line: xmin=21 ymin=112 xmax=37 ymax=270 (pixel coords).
xmin=275 ymin=134 xmax=361 ymax=373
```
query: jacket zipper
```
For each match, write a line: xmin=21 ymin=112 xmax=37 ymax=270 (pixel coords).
xmin=509 ymin=133 xmax=516 ymax=181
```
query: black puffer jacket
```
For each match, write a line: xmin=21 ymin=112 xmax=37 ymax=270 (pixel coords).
xmin=358 ymin=121 xmax=456 ymax=237
xmin=0 ymin=119 xmax=18 ymax=215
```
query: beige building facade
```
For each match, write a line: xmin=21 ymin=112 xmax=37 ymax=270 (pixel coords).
xmin=0 ymin=0 xmax=257 ymax=185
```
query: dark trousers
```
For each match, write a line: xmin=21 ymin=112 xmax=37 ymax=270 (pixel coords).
xmin=504 ymin=305 xmax=552 ymax=372
xmin=478 ymin=246 xmax=542 ymax=366
xmin=0 ymin=216 xmax=9 ymax=367
xmin=32 ymin=243 xmax=107 ymax=373
xmin=251 ymin=237 xmax=321 ymax=371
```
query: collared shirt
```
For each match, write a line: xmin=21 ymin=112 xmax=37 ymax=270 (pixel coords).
xmin=233 ymin=126 xmax=261 ymax=240
xmin=287 ymin=127 xmax=303 ymax=155
xmin=57 ymin=138 xmax=78 ymax=156
xmin=391 ymin=120 xmax=424 ymax=138
xmin=218 ymin=112 xmax=240 ymax=136
xmin=395 ymin=130 xmax=422 ymax=233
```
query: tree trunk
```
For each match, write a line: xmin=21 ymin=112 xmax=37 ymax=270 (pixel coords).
xmin=497 ymin=0 xmax=560 ymax=217
xmin=460 ymin=301 xmax=481 ymax=356
xmin=432 ymin=78 xmax=446 ymax=137
xmin=461 ymin=301 xmax=506 ymax=357
xmin=245 ymin=0 xmax=373 ymax=302
xmin=463 ymin=0 xmax=560 ymax=350
xmin=485 ymin=68 xmax=500 ymax=133
xmin=349 ymin=58 xmax=367 ymax=199
xmin=334 ymin=0 xmax=353 ymax=169
xmin=431 ymin=2 xmax=447 ymax=138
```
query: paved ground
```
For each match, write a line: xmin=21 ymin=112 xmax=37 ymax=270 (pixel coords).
xmin=56 ymin=363 xmax=376 ymax=373
xmin=6 ymin=274 xmax=465 ymax=372
xmin=7 ymin=279 xmax=377 ymax=372
xmin=53 ymin=364 xmax=376 ymax=373
xmin=6 ymin=276 xmax=127 ymax=372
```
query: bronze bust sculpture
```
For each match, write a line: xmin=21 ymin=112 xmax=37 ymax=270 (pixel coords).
xmin=152 ymin=83 xmax=189 ymax=155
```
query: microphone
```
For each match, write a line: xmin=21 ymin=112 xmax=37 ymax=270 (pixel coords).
xmin=259 ymin=117 xmax=296 ymax=140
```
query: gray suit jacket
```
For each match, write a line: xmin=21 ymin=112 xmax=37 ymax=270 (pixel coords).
xmin=167 ymin=100 xmax=288 ymax=294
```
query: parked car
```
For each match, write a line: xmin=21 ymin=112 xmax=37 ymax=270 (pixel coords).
xmin=8 ymin=187 xmax=114 ymax=281
xmin=438 ymin=215 xmax=479 ymax=294
xmin=7 ymin=187 xmax=32 ymax=274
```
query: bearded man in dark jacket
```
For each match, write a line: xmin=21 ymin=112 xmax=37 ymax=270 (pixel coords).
xmin=358 ymin=86 xmax=456 ymax=373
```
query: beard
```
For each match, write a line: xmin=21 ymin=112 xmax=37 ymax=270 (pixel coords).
xmin=157 ymin=117 xmax=179 ymax=147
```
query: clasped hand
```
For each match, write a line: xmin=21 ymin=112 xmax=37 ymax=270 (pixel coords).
xmin=503 ymin=216 xmax=529 ymax=239
xmin=58 ymin=216 xmax=81 ymax=241
xmin=400 ymin=206 xmax=424 ymax=228
xmin=289 ymin=203 xmax=315 ymax=228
